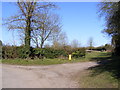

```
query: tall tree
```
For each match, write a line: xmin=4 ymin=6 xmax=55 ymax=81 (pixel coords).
xmin=71 ymin=39 xmax=80 ymax=48
xmin=4 ymin=1 xmax=55 ymax=57
xmin=52 ymin=32 xmax=67 ymax=49
xmin=98 ymin=2 xmax=120 ymax=55
xmin=31 ymin=9 xmax=61 ymax=48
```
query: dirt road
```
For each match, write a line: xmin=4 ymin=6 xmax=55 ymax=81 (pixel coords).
xmin=1 ymin=62 xmax=98 ymax=88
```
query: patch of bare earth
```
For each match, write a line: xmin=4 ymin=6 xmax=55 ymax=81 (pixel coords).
xmin=2 ymin=62 xmax=98 ymax=88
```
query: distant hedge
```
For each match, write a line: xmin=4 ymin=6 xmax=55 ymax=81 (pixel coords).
xmin=2 ymin=45 xmax=86 ymax=59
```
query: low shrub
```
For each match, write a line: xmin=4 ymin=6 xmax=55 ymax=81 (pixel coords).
xmin=2 ymin=45 xmax=30 ymax=59
xmin=2 ymin=46 xmax=18 ymax=59
xmin=32 ymin=48 xmax=67 ymax=59
xmin=72 ymin=48 xmax=86 ymax=58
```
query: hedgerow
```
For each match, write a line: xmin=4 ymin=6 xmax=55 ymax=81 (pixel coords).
xmin=2 ymin=45 xmax=86 ymax=59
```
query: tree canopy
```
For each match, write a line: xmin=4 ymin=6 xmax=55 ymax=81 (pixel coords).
xmin=98 ymin=2 xmax=120 ymax=55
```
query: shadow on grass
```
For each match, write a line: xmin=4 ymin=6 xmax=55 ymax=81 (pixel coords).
xmin=88 ymin=52 xmax=120 ymax=80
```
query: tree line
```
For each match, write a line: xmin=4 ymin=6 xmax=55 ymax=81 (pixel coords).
xmin=98 ymin=1 xmax=120 ymax=56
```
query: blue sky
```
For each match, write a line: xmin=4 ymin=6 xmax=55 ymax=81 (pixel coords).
xmin=1 ymin=2 xmax=111 ymax=47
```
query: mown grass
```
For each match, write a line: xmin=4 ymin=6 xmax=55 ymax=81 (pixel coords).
xmin=77 ymin=51 xmax=120 ymax=88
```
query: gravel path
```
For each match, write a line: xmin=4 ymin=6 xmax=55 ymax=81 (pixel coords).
xmin=1 ymin=62 xmax=98 ymax=88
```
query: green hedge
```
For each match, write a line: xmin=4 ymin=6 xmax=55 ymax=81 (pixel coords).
xmin=2 ymin=46 xmax=86 ymax=59
xmin=32 ymin=48 xmax=67 ymax=59
xmin=2 ymin=46 xmax=24 ymax=59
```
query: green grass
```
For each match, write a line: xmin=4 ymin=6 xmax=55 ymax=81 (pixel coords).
xmin=77 ymin=70 xmax=118 ymax=88
xmin=2 ymin=57 xmax=93 ymax=66
xmin=76 ymin=51 xmax=120 ymax=88
xmin=85 ymin=51 xmax=111 ymax=60
xmin=2 ymin=57 xmax=87 ymax=66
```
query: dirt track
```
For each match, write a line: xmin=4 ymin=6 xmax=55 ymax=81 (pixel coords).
xmin=1 ymin=62 xmax=98 ymax=88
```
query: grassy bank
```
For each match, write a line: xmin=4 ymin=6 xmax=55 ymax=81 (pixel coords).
xmin=76 ymin=51 xmax=120 ymax=88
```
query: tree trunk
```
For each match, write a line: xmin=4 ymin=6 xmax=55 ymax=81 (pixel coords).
xmin=40 ymin=41 xmax=44 ymax=48
xmin=114 ymin=37 xmax=120 ymax=56
xmin=25 ymin=17 xmax=31 ymax=57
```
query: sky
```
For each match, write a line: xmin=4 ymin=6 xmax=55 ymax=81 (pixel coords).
xmin=1 ymin=2 xmax=111 ymax=47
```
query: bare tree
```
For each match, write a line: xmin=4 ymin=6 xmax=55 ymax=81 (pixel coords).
xmin=71 ymin=39 xmax=80 ymax=48
xmin=31 ymin=9 xmax=61 ymax=48
xmin=4 ymin=0 xmax=56 ymax=57
xmin=88 ymin=37 xmax=94 ymax=50
xmin=51 ymin=32 xmax=68 ymax=49
xmin=58 ymin=32 xmax=68 ymax=47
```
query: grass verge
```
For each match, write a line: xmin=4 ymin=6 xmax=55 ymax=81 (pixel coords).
xmin=75 ymin=51 xmax=120 ymax=88
xmin=2 ymin=57 xmax=90 ymax=66
xmin=76 ymin=70 xmax=118 ymax=88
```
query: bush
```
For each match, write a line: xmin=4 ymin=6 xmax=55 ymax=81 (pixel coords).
xmin=32 ymin=48 xmax=67 ymax=59
xmin=2 ymin=45 xmax=30 ymax=59
xmin=72 ymin=48 xmax=86 ymax=58
xmin=2 ymin=46 xmax=18 ymax=59
xmin=17 ymin=46 xmax=30 ymax=58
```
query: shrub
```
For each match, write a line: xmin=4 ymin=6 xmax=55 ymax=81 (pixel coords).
xmin=17 ymin=46 xmax=30 ymax=59
xmin=2 ymin=45 xmax=31 ymax=59
xmin=2 ymin=46 xmax=18 ymax=59
xmin=32 ymin=48 xmax=67 ymax=59
xmin=72 ymin=48 xmax=86 ymax=58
